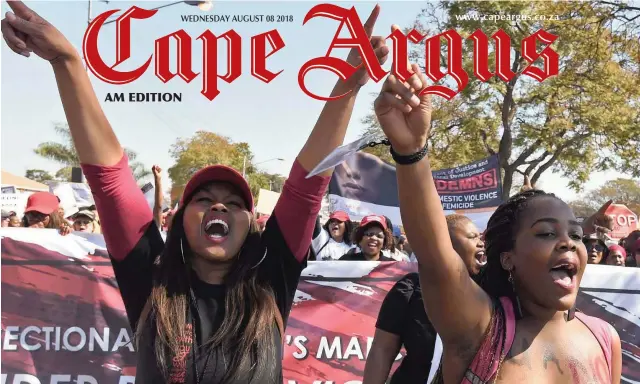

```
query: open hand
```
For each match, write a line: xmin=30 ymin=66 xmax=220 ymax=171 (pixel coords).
xmin=344 ymin=5 xmax=389 ymax=88
xmin=374 ymin=26 xmax=431 ymax=155
xmin=1 ymin=1 xmax=76 ymax=62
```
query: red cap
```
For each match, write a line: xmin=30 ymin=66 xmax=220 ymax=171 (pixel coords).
xmin=360 ymin=214 xmax=387 ymax=231
xmin=608 ymin=244 xmax=627 ymax=258
xmin=25 ymin=192 xmax=59 ymax=215
xmin=180 ymin=165 xmax=254 ymax=212
xmin=329 ymin=211 xmax=350 ymax=222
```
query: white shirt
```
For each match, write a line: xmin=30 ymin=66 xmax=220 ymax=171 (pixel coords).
xmin=382 ymin=248 xmax=410 ymax=262
xmin=312 ymin=228 xmax=354 ymax=260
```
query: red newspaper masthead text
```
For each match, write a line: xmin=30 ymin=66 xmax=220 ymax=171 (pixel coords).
xmin=521 ymin=29 xmax=559 ymax=82
xmin=198 ymin=30 xmax=242 ymax=101
xmin=83 ymin=7 xmax=155 ymax=84
xmin=155 ymin=30 xmax=198 ymax=84
xmin=298 ymin=4 xmax=386 ymax=101
xmin=469 ymin=29 xmax=516 ymax=82
xmin=389 ymin=28 xmax=425 ymax=83
xmin=422 ymin=30 xmax=468 ymax=100
xmin=435 ymin=169 xmax=498 ymax=194
xmin=252 ymin=30 xmax=285 ymax=83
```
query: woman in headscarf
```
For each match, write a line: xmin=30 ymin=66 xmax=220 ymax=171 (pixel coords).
xmin=605 ymin=245 xmax=626 ymax=267
xmin=0 ymin=3 xmax=389 ymax=382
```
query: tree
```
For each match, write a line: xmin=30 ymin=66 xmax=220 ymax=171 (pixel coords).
xmin=360 ymin=1 xmax=640 ymax=201
xmin=168 ymin=131 xmax=284 ymax=202
xmin=24 ymin=169 xmax=54 ymax=183
xmin=34 ymin=123 xmax=151 ymax=184
xmin=570 ymin=178 xmax=640 ymax=215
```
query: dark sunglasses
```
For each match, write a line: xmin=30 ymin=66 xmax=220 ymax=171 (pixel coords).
xmin=363 ymin=232 xmax=384 ymax=239
xmin=586 ymin=243 xmax=604 ymax=252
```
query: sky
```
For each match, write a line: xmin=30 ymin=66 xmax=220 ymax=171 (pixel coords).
xmin=0 ymin=0 xmax=632 ymax=203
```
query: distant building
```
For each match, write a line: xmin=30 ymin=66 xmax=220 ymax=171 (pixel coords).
xmin=1 ymin=170 xmax=50 ymax=193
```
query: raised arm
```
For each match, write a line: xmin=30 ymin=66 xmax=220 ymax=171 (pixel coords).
xmin=2 ymin=2 xmax=153 ymax=259
xmin=151 ymin=165 xmax=164 ymax=229
xmin=373 ymin=54 xmax=492 ymax=350
xmin=274 ymin=5 xmax=389 ymax=261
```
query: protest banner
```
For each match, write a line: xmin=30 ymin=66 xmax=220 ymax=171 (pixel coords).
xmin=0 ymin=193 xmax=31 ymax=219
xmin=327 ymin=152 xmax=499 ymax=228
xmin=1 ymin=229 xmax=639 ymax=384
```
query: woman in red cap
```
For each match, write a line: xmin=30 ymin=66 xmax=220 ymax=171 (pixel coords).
xmin=339 ymin=215 xmax=394 ymax=261
xmin=0 ymin=2 xmax=389 ymax=382
xmin=21 ymin=191 xmax=71 ymax=234
xmin=605 ymin=245 xmax=626 ymax=267
xmin=311 ymin=210 xmax=354 ymax=260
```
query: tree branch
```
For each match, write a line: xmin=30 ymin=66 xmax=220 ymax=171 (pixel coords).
xmin=480 ymin=130 xmax=496 ymax=155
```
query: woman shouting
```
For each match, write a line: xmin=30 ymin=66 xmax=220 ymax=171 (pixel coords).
xmin=1 ymin=2 xmax=389 ymax=383
xmin=372 ymin=47 xmax=621 ymax=382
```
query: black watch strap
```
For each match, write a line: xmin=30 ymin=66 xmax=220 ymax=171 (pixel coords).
xmin=390 ymin=142 xmax=429 ymax=165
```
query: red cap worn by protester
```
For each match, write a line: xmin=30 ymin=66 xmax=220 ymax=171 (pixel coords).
xmin=329 ymin=210 xmax=350 ymax=222
xmin=608 ymin=244 xmax=626 ymax=258
xmin=180 ymin=165 xmax=254 ymax=212
xmin=24 ymin=192 xmax=59 ymax=215
xmin=360 ymin=214 xmax=387 ymax=230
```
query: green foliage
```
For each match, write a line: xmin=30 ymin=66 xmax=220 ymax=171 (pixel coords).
xmin=34 ymin=123 xmax=150 ymax=184
xmin=361 ymin=1 xmax=640 ymax=200
xmin=167 ymin=131 xmax=285 ymax=202
xmin=570 ymin=178 xmax=640 ymax=215
xmin=24 ymin=169 xmax=54 ymax=183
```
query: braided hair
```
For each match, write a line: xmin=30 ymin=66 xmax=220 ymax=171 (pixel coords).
xmin=430 ymin=189 xmax=560 ymax=383
xmin=479 ymin=189 xmax=560 ymax=318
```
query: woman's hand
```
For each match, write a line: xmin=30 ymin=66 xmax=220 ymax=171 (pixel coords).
xmin=582 ymin=200 xmax=615 ymax=235
xmin=152 ymin=165 xmax=162 ymax=180
xmin=59 ymin=222 xmax=72 ymax=236
xmin=1 ymin=1 xmax=77 ymax=62
xmin=374 ymin=27 xmax=431 ymax=155
xmin=343 ymin=5 xmax=389 ymax=89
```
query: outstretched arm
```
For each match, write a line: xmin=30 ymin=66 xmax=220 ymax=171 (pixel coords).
xmin=152 ymin=165 xmax=164 ymax=229
xmin=274 ymin=5 xmax=389 ymax=261
xmin=373 ymin=47 xmax=492 ymax=353
xmin=2 ymin=2 xmax=153 ymax=259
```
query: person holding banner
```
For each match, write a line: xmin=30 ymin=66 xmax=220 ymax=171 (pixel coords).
xmin=20 ymin=191 xmax=72 ymax=235
xmin=372 ymin=45 xmax=621 ymax=382
xmin=0 ymin=2 xmax=390 ymax=383
xmin=364 ymin=214 xmax=485 ymax=384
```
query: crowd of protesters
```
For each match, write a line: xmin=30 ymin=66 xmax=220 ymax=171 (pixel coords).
xmin=1 ymin=191 xmax=100 ymax=235
xmin=0 ymin=2 xmax=636 ymax=383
